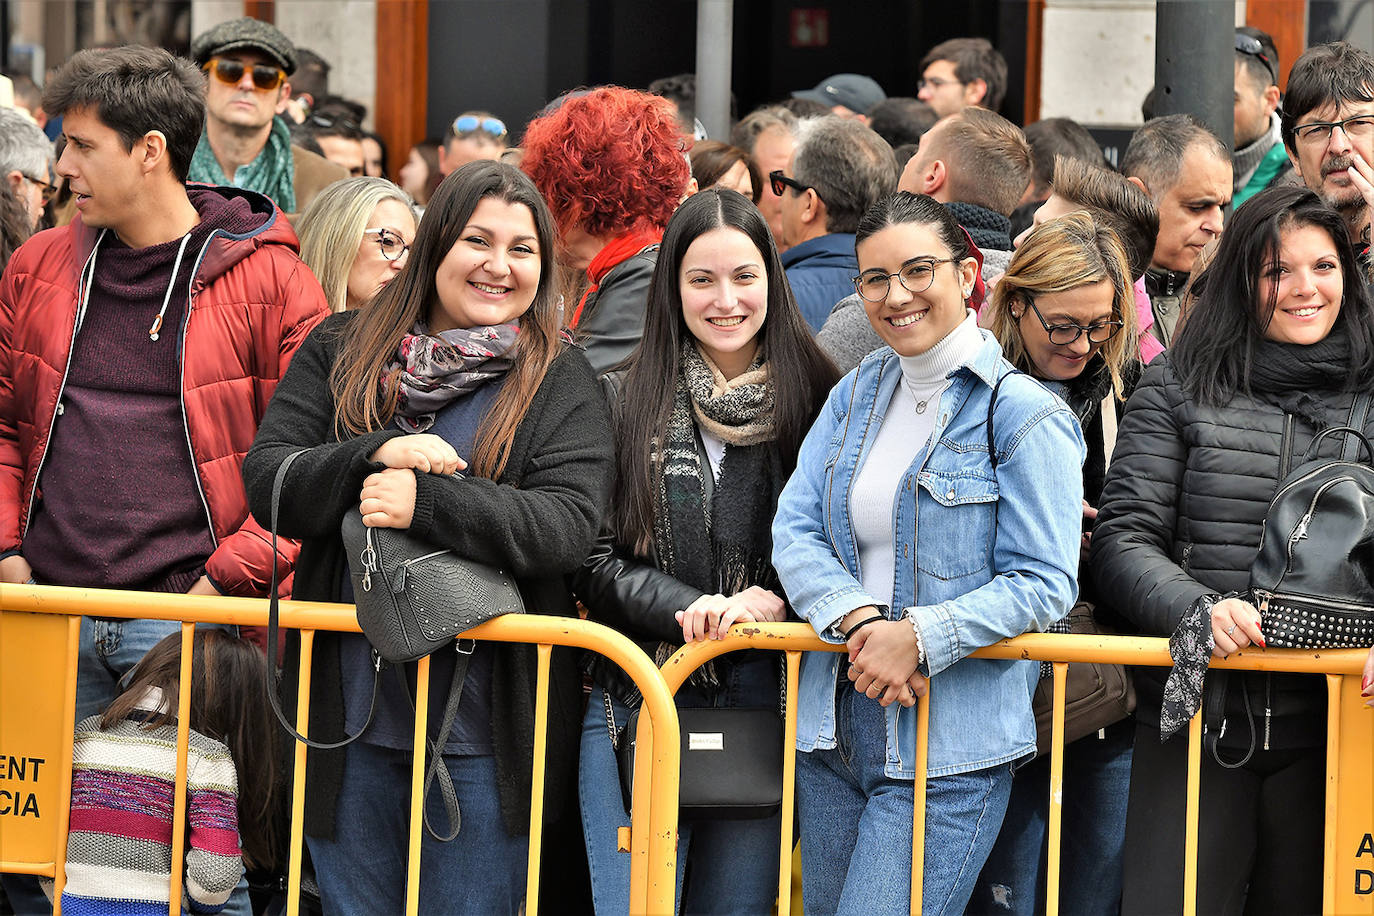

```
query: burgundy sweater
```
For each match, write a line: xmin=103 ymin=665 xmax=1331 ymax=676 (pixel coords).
xmin=24 ymin=193 xmax=262 ymax=592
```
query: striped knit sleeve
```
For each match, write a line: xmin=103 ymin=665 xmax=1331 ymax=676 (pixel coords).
xmin=183 ymin=735 xmax=242 ymax=913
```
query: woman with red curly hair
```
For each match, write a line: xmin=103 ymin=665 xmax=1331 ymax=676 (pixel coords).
xmin=522 ymin=86 xmax=691 ymax=374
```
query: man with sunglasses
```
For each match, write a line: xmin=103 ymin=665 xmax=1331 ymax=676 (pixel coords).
xmin=1232 ymin=27 xmax=1293 ymax=210
xmin=0 ymin=105 xmax=54 ymax=230
xmin=1282 ymin=41 xmax=1374 ymax=277
xmin=188 ymin=16 xmax=346 ymax=217
xmin=775 ymin=116 xmax=897 ymax=331
xmin=438 ymin=110 xmax=508 ymax=176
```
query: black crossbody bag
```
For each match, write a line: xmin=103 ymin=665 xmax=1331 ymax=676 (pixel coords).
xmin=264 ymin=449 xmax=524 ymax=839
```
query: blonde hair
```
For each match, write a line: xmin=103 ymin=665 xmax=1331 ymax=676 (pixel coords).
xmin=296 ymin=177 xmax=417 ymax=312
xmin=988 ymin=211 xmax=1139 ymax=399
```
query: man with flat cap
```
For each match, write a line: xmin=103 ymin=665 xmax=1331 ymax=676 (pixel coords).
xmin=793 ymin=73 xmax=887 ymax=124
xmin=188 ymin=16 xmax=346 ymax=216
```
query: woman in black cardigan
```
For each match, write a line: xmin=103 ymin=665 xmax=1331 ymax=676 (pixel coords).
xmin=244 ymin=161 xmax=612 ymax=913
xmin=1089 ymin=186 xmax=1374 ymax=914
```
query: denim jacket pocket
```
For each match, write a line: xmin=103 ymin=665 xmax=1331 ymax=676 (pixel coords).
xmin=915 ymin=468 xmax=999 ymax=580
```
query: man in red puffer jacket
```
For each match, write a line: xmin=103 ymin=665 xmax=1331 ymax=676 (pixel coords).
xmin=0 ymin=46 xmax=327 ymax=725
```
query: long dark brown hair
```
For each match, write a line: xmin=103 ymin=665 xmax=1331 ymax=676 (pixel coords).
xmin=329 ymin=160 xmax=563 ymax=479
xmin=611 ymin=188 xmax=839 ymax=554
xmin=102 ymin=630 xmax=279 ymax=871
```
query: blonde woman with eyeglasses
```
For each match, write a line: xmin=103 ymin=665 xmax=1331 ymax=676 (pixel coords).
xmin=297 ymin=176 xmax=417 ymax=312
xmin=970 ymin=211 xmax=1141 ymax=916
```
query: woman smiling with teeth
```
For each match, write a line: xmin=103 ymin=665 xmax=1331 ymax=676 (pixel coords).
xmin=772 ymin=191 xmax=1086 ymax=914
xmin=573 ymin=188 xmax=836 ymax=914
xmin=1090 ymin=185 xmax=1374 ymax=914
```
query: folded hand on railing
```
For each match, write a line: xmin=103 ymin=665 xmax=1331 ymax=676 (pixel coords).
xmin=0 ymin=554 xmax=33 ymax=584
xmin=846 ymin=617 xmax=928 ymax=708
xmin=674 ymin=586 xmax=787 ymax=642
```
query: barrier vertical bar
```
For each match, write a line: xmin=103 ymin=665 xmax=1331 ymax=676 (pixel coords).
xmin=1183 ymin=711 xmax=1203 ymax=916
xmin=51 ymin=614 xmax=82 ymax=914
xmin=776 ymin=651 xmax=801 ymax=915
xmin=1045 ymin=662 xmax=1068 ymax=916
xmin=627 ymin=709 xmax=652 ymax=914
xmin=642 ymin=701 xmax=682 ymax=915
xmin=1323 ymin=674 xmax=1343 ymax=913
xmin=286 ymin=631 xmax=316 ymax=916
xmin=405 ymin=655 xmax=433 ymax=914
xmin=910 ymin=691 xmax=931 ymax=916
xmin=167 ymin=622 xmax=196 ymax=916
xmin=524 ymin=644 xmax=552 ymax=915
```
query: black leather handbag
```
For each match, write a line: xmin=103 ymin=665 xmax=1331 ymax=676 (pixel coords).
xmin=606 ymin=696 xmax=784 ymax=821
xmin=1249 ymin=394 xmax=1374 ymax=649
xmin=264 ymin=449 xmax=524 ymax=839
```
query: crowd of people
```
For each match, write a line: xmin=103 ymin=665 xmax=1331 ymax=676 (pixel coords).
xmin=1 ymin=14 xmax=1373 ymax=916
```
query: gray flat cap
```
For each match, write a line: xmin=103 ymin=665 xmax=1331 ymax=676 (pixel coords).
xmin=191 ymin=17 xmax=296 ymax=75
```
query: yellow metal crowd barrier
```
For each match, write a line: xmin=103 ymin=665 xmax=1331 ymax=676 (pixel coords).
xmin=659 ymin=623 xmax=1374 ymax=916
xmin=0 ymin=584 xmax=682 ymax=916
xmin=4 ymin=588 xmax=1373 ymax=916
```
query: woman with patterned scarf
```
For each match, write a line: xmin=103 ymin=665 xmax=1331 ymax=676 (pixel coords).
xmin=573 ymin=189 xmax=838 ymax=914
xmin=244 ymin=161 xmax=613 ymax=912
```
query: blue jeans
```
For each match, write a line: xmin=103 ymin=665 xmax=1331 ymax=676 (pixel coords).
xmin=969 ymin=718 xmax=1134 ymax=915
xmin=580 ymin=659 xmax=782 ymax=915
xmin=306 ymin=743 xmax=526 ymax=914
xmin=797 ymin=678 xmax=1013 ymax=916
xmin=75 ymin=617 xmax=235 ymax=723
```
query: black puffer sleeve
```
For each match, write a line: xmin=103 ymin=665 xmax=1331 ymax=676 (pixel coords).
xmin=1089 ymin=355 xmax=1212 ymax=636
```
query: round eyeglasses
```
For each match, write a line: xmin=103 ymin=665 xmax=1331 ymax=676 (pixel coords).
xmin=364 ymin=228 xmax=411 ymax=262
xmin=853 ymin=258 xmax=959 ymax=302
xmin=1023 ymin=297 xmax=1123 ymax=346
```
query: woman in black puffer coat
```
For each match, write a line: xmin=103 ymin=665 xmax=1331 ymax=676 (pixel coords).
xmin=1090 ymin=186 xmax=1374 ymax=915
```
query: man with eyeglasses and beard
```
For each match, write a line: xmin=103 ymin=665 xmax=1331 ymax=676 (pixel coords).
xmin=187 ymin=16 xmax=346 ymax=216
xmin=1282 ymin=41 xmax=1374 ymax=280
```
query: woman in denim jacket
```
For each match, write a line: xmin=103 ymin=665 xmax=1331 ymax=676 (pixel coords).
xmin=772 ymin=192 xmax=1086 ymax=915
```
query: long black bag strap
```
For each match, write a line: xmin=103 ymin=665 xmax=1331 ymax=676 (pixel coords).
xmin=394 ymin=649 xmax=471 ymax=842
xmin=265 ymin=448 xmax=380 ymax=750
xmin=985 ymin=371 xmax=1014 ymax=471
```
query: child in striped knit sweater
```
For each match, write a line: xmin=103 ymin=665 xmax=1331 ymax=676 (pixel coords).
xmin=45 ymin=630 xmax=278 ymax=915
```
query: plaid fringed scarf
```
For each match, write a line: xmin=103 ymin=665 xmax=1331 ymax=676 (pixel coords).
xmin=650 ymin=342 xmax=784 ymax=682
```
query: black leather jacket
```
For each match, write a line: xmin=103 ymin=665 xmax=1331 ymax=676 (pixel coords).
xmin=576 ymin=246 xmax=658 ymax=377
xmin=1089 ymin=353 xmax=1372 ymax=748
xmin=571 ymin=372 xmax=780 ymax=704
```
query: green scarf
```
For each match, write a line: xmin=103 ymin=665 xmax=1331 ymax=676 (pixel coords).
xmin=1234 ymin=143 xmax=1291 ymax=211
xmin=189 ymin=116 xmax=295 ymax=213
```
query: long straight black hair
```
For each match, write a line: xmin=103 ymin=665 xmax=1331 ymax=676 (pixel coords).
xmin=611 ymin=188 xmax=839 ymax=554
xmin=1171 ymin=185 xmax=1374 ymax=405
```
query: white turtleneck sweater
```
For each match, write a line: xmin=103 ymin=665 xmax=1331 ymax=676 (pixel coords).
xmin=850 ymin=311 xmax=984 ymax=611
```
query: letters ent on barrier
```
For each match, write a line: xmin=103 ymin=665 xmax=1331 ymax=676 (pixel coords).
xmin=0 ymin=610 xmax=73 ymax=874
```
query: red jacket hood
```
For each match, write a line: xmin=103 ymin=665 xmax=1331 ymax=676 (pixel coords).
xmin=65 ymin=184 xmax=299 ymax=292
